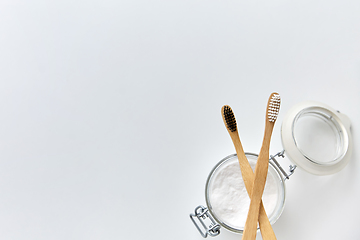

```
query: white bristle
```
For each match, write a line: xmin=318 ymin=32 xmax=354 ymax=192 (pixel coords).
xmin=268 ymin=94 xmax=281 ymax=122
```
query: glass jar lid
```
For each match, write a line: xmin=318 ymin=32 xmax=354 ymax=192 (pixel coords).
xmin=281 ymin=101 xmax=352 ymax=175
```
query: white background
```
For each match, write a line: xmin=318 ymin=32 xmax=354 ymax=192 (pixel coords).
xmin=0 ymin=0 xmax=359 ymax=239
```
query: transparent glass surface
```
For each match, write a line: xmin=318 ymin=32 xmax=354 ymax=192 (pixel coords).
xmin=205 ymin=153 xmax=286 ymax=234
xmin=292 ymin=107 xmax=346 ymax=165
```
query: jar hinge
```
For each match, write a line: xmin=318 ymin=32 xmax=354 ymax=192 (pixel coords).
xmin=190 ymin=205 xmax=220 ymax=238
xmin=270 ymin=150 xmax=297 ymax=181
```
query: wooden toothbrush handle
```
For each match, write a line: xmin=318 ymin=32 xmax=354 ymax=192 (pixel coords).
xmin=232 ymin=136 xmax=276 ymax=240
xmin=259 ymin=205 xmax=276 ymax=240
xmin=242 ymin=160 xmax=269 ymax=240
xmin=242 ymin=135 xmax=272 ymax=240
xmin=239 ymin=162 xmax=275 ymax=240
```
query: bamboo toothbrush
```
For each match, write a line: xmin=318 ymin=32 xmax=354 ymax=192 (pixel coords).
xmin=221 ymin=105 xmax=276 ymax=240
xmin=242 ymin=93 xmax=281 ymax=240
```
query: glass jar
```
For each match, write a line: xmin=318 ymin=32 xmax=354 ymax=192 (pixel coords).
xmin=190 ymin=101 xmax=352 ymax=237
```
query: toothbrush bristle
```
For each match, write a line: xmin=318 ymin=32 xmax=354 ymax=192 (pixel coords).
xmin=268 ymin=94 xmax=281 ymax=122
xmin=223 ymin=105 xmax=237 ymax=132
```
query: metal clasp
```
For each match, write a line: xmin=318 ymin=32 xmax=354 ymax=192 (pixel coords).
xmin=270 ymin=150 xmax=297 ymax=181
xmin=190 ymin=205 xmax=220 ymax=238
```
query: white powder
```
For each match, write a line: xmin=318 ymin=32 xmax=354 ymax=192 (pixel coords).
xmin=208 ymin=156 xmax=279 ymax=230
